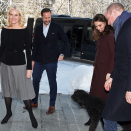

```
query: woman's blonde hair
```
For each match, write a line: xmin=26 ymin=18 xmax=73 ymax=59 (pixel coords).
xmin=6 ymin=5 xmax=25 ymax=27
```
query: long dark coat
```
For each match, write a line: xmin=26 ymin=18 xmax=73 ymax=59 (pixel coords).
xmin=89 ymin=32 xmax=115 ymax=100
xmin=102 ymin=17 xmax=131 ymax=121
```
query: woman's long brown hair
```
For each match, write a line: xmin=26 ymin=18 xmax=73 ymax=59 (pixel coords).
xmin=91 ymin=14 xmax=114 ymax=41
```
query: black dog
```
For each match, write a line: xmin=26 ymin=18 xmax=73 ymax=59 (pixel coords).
xmin=71 ymin=89 xmax=131 ymax=131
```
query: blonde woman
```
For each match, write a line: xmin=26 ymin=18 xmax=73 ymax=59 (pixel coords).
xmin=0 ymin=5 xmax=38 ymax=128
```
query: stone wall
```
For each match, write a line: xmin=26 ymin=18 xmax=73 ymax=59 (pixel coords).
xmin=113 ymin=0 xmax=131 ymax=12
xmin=69 ymin=0 xmax=131 ymax=18
xmin=70 ymin=0 xmax=113 ymax=18
xmin=52 ymin=0 xmax=68 ymax=15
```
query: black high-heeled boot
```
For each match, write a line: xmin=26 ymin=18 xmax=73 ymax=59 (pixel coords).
xmin=84 ymin=118 xmax=91 ymax=125
xmin=1 ymin=112 xmax=12 ymax=124
xmin=1 ymin=97 xmax=12 ymax=124
xmin=29 ymin=113 xmax=38 ymax=128
xmin=24 ymin=100 xmax=38 ymax=128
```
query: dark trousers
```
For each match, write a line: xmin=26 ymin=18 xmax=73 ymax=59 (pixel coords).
xmin=103 ymin=119 xmax=117 ymax=131
xmin=32 ymin=61 xmax=58 ymax=106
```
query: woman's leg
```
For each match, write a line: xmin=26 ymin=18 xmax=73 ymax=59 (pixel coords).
xmin=1 ymin=97 xmax=12 ymax=124
xmin=23 ymin=100 xmax=38 ymax=128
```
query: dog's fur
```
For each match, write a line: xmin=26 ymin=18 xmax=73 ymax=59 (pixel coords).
xmin=71 ymin=89 xmax=131 ymax=131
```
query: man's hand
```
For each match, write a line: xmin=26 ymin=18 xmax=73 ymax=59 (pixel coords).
xmin=32 ymin=61 xmax=35 ymax=70
xmin=106 ymin=73 xmax=111 ymax=80
xmin=58 ymin=55 xmax=64 ymax=61
xmin=126 ymin=91 xmax=131 ymax=104
xmin=104 ymin=78 xmax=113 ymax=91
xmin=26 ymin=70 xmax=32 ymax=78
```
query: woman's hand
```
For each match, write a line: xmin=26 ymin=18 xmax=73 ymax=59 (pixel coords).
xmin=104 ymin=78 xmax=113 ymax=91
xmin=106 ymin=73 xmax=111 ymax=80
xmin=26 ymin=70 xmax=32 ymax=78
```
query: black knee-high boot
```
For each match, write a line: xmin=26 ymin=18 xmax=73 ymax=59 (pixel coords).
xmin=1 ymin=97 xmax=12 ymax=124
xmin=23 ymin=100 xmax=38 ymax=128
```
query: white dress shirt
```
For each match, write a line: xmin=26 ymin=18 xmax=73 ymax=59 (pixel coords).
xmin=43 ymin=23 xmax=50 ymax=37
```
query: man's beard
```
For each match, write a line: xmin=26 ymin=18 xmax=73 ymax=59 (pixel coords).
xmin=44 ymin=21 xmax=51 ymax=26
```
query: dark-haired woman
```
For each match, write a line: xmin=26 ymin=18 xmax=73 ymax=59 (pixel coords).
xmin=85 ymin=14 xmax=115 ymax=125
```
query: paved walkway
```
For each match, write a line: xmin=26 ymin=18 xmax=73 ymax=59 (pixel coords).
xmin=0 ymin=93 xmax=122 ymax=131
xmin=0 ymin=58 xmax=123 ymax=131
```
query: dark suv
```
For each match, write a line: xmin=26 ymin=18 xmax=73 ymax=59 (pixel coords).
xmin=27 ymin=15 xmax=96 ymax=61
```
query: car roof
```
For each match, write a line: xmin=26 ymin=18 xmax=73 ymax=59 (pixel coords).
xmin=36 ymin=15 xmax=92 ymax=22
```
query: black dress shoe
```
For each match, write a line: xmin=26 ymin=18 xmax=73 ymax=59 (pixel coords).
xmin=84 ymin=118 xmax=91 ymax=125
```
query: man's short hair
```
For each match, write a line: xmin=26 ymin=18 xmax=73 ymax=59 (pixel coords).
xmin=41 ymin=8 xmax=51 ymax=16
xmin=107 ymin=2 xmax=124 ymax=14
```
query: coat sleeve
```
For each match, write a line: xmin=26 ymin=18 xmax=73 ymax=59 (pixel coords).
xmin=93 ymin=54 xmax=97 ymax=66
xmin=125 ymin=26 xmax=131 ymax=91
xmin=24 ymin=28 xmax=32 ymax=70
xmin=0 ymin=28 xmax=5 ymax=62
xmin=57 ymin=24 xmax=69 ymax=55
xmin=32 ymin=26 xmax=39 ymax=61
xmin=107 ymin=32 xmax=115 ymax=74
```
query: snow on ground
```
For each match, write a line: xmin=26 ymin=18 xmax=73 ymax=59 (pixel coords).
xmin=0 ymin=58 xmax=93 ymax=94
xmin=39 ymin=59 xmax=93 ymax=94
xmin=69 ymin=65 xmax=93 ymax=93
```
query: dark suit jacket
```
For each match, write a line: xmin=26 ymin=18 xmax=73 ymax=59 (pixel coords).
xmin=102 ymin=17 xmax=131 ymax=121
xmin=32 ymin=21 xmax=69 ymax=64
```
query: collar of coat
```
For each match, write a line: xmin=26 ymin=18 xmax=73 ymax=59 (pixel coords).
xmin=113 ymin=11 xmax=131 ymax=42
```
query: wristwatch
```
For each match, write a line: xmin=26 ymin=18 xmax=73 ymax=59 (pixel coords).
xmin=60 ymin=54 xmax=64 ymax=57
